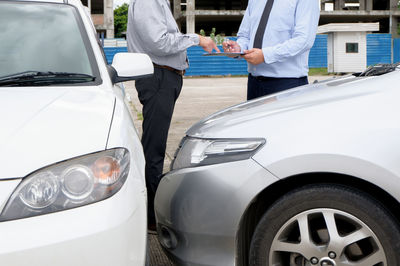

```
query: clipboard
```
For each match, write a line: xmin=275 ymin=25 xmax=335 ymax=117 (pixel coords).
xmin=203 ymin=52 xmax=244 ymax=58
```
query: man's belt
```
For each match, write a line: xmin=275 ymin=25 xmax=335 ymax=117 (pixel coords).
xmin=153 ymin=63 xmax=185 ymax=76
xmin=250 ymin=74 xmax=306 ymax=81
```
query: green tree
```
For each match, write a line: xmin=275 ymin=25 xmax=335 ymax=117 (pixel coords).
xmin=114 ymin=3 xmax=129 ymax=38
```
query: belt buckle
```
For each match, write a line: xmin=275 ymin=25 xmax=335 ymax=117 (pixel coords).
xmin=175 ymin=69 xmax=185 ymax=76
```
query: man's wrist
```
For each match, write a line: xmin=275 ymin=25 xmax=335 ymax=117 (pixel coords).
xmin=262 ymin=47 xmax=275 ymax=64
xmin=236 ymin=41 xmax=247 ymax=53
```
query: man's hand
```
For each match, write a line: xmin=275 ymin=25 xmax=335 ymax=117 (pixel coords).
xmin=199 ymin=36 xmax=220 ymax=53
xmin=222 ymin=40 xmax=241 ymax=53
xmin=243 ymin=49 xmax=265 ymax=65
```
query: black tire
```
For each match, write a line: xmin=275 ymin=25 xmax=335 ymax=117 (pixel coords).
xmin=249 ymin=184 xmax=400 ymax=266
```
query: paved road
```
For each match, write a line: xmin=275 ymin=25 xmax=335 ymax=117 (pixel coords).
xmin=124 ymin=76 xmax=330 ymax=265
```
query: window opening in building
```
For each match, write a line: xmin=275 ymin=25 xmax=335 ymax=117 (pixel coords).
xmin=373 ymin=0 xmax=389 ymax=10
xmin=346 ymin=43 xmax=359 ymax=53
xmin=91 ymin=0 xmax=104 ymax=14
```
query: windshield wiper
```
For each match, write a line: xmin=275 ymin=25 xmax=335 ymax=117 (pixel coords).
xmin=0 ymin=71 xmax=96 ymax=86
xmin=357 ymin=63 xmax=400 ymax=77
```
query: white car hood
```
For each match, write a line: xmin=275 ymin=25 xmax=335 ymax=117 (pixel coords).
xmin=0 ymin=87 xmax=115 ymax=179
xmin=187 ymin=73 xmax=396 ymax=138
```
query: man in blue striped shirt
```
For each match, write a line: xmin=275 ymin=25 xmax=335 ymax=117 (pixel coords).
xmin=224 ymin=0 xmax=320 ymax=100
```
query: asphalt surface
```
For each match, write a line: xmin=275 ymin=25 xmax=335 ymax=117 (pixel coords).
xmin=124 ymin=75 xmax=329 ymax=265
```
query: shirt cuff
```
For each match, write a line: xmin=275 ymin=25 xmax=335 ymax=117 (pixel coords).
xmin=187 ymin=33 xmax=200 ymax=45
xmin=262 ymin=47 xmax=278 ymax=64
xmin=237 ymin=41 xmax=248 ymax=53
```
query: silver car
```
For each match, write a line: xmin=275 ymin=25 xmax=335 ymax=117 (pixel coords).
xmin=155 ymin=65 xmax=400 ymax=266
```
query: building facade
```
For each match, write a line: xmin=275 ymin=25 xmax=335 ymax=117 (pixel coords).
xmin=172 ymin=0 xmax=400 ymax=37
xmin=82 ymin=0 xmax=114 ymax=38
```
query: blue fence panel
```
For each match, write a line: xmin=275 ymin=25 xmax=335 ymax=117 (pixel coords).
xmin=103 ymin=47 xmax=128 ymax=64
xmin=309 ymin=35 xmax=328 ymax=68
xmin=394 ymin=38 xmax=400 ymax=63
xmin=186 ymin=35 xmax=328 ymax=76
xmin=103 ymin=34 xmax=396 ymax=75
xmin=103 ymin=45 xmax=248 ymax=76
xmin=367 ymin=34 xmax=392 ymax=66
xmin=103 ymin=37 xmax=328 ymax=76
xmin=186 ymin=46 xmax=248 ymax=76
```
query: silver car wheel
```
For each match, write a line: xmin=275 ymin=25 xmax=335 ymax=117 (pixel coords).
xmin=269 ymin=208 xmax=387 ymax=266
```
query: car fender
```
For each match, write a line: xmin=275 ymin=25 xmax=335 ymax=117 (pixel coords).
xmin=261 ymin=154 xmax=400 ymax=203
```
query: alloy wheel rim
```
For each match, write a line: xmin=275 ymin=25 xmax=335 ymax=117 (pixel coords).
xmin=269 ymin=208 xmax=387 ymax=266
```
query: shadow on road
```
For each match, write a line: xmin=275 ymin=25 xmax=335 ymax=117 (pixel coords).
xmin=149 ymin=234 xmax=175 ymax=266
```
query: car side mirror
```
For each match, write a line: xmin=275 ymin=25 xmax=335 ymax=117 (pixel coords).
xmin=109 ymin=53 xmax=154 ymax=84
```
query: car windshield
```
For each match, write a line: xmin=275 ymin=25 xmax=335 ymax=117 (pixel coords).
xmin=0 ymin=2 xmax=96 ymax=85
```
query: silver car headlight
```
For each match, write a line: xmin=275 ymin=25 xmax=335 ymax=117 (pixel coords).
xmin=0 ymin=148 xmax=130 ymax=222
xmin=171 ymin=137 xmax=265 ymax=170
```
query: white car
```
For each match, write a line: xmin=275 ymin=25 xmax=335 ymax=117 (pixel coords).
xmin=0 ymin=0 xmax=153 ymax=265
xmin=156 ymin=66 xmax=400 ymax=266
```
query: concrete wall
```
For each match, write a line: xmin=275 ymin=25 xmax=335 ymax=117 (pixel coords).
xmin=83 ymin=0 xmax=114 ymax=38
xmin=104 ymin=0 xmax=114 ymax=38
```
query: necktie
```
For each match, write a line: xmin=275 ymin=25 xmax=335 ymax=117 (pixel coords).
xmin=253 ymin=0 xmax=275 ymax=49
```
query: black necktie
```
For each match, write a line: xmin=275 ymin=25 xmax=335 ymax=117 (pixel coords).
xmin=253 ymin=0 xmax=275 ymax=49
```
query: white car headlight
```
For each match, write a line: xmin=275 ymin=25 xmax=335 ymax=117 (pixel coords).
xmin=0 ymin=148 xmax=130 ymax=222
xmin=171 ymin=137 xmax=265 ymax=170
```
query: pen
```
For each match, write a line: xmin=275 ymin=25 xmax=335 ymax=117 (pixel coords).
xmin=224 ymin=37 xmax=232 ymax=52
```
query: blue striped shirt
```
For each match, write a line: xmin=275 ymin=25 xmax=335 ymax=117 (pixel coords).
xmin=237 ymin=0 xmax=320 ymax=78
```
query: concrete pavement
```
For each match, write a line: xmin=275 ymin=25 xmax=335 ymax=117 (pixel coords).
xmin=124 ymin=75 xmax=329 ymax=266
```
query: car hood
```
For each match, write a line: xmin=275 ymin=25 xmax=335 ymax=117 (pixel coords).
xmin=187 ymin=73 xmax=397 ymax=138
xmin=0 ymin=87 xmax=115 ymax=179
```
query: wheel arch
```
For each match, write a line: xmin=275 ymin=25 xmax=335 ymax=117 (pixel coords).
xmin=236 ymin=172 xmax=400 ymax=266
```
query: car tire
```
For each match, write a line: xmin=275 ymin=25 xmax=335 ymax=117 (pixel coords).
xmin=249 ymin=184 xmax=400 ymax=266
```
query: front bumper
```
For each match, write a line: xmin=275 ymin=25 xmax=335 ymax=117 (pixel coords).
xmin=155 ymin=159 xmax=278 ymax=266
xmin=0 ymin=174 xmax=147 ymax=266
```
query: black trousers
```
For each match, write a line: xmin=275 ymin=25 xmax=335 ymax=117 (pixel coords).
xmin=247 ymin=74 xmax=308 ymax=100
xmin=135 ymin=67 xmax=183 ymax=225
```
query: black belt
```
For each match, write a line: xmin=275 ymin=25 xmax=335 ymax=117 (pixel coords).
xmin=153 ymin=63 xmax=185 ymax=76
xmin=250 ymin=74 xmax=306 ymax=81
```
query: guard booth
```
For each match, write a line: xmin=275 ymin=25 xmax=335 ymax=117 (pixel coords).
xmin=317 ymin=23 xmax=380 ymax=73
